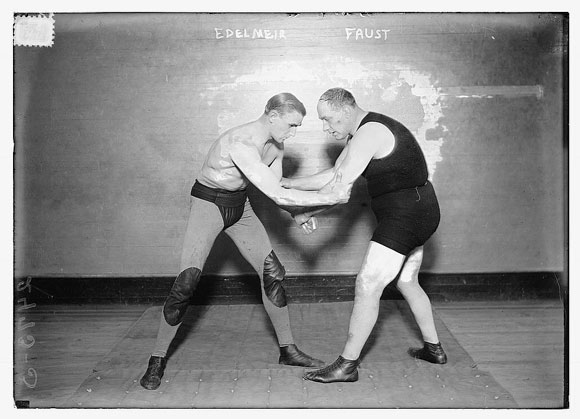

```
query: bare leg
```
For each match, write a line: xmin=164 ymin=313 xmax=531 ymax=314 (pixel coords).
xmin=397 ymin=246 xmax=447 ymax=364
xmin=303 ymin=241 xmax=406 ymax=383
xmin=342 ymin=241 xmax=407 ymax=360
xmin=396 ymin=246 xmax=439 ymax=344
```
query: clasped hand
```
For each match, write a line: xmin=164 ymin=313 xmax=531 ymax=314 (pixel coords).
xmin=293 ymin=213 xmax=317 ymax=235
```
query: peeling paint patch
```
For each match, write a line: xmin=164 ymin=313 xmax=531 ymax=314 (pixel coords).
xmin=217 ymin=110 xmax=238 ymax=133
xmin=440 ymin=85 xmax=543 ymax=99
xmin=236 ymin=62 xmax=319 ymax=84
xmin=203 ymin=57 xmax=386 ymax=137
xmin=200 ymin=59 xmax=446 ymax=178
xmin=389 ymin=69 xmax=445 ymax=179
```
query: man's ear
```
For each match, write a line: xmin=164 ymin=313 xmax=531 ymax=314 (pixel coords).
xmin=268 ymin=110 xmax=280 ymax=122
xmin=341 ymin=106 xmax=352 ymax=119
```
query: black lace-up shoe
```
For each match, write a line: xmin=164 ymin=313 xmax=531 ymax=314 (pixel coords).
xmin=140 ymin=356 xmax=167 ymax=390
xmin=408 ymin=341 xmax=447 ymax=364
xmin=303 ymin=356 xmax=360 ymax=383
xmin=279 ymin=344 xmax=325 ymax=368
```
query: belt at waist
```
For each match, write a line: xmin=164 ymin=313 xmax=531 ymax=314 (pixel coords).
xmin=369 ymin=181 xmax=430 ymax=199
xmin=191 ymin=180 xmax=247 ymax=208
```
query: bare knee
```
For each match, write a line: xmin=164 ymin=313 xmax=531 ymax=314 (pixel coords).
xmin=355 ymin=242 xmax=406 ymax=297
xmin=396 ymin=277 xmax=419 ymax=293
xmin=356 ymin=269 xmax=396 ymax=297
xmin=397 ymin=247 xmax=423 ymax=284
xmin=397 ymin=280 xmax=429 ymax=306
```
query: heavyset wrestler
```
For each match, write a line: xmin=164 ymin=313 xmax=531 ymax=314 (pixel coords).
xmin=282 ymin=88 xmax=447 ymax=383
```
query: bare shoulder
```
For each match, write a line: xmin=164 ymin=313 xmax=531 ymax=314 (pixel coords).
xmin=351 ymin=121 xmax=395 ymax=157
xmin=222 ymin=122 xmax=256 ymax=146
xmin=355 ymin=121 xmax=394 ymax=142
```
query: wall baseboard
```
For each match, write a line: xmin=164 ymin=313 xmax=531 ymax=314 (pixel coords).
xmin=14 ymin=272 xmax=565 ymax=305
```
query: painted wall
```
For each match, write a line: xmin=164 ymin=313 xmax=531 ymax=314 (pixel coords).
xmin=14 ymin=13 xmax=566 ymax=276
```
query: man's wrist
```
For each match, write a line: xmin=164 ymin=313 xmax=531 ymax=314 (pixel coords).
xmin=281 ymin=177 xmax=293 ymax=188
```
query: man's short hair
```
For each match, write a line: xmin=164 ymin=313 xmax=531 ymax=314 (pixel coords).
xmin=265 ymin=93 xmax=307 ymax=116
xmin=319 ymin=88 xmax=357 ymax=110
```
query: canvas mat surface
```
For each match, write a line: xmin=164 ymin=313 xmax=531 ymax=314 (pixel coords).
xmin=64 ymin=301 xmax=517 ymax=408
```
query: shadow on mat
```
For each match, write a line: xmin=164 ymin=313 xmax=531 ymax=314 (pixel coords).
xmin=361 ymin=301 xmax=424 ymax=361
xmin=165 ymin=305 xmax=208 ymax=360
xmin=165 ymin=304 xmax=278 ymax=360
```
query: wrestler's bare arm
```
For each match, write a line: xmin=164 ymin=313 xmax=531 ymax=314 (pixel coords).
xmin=281 ymin=147 xmax=349 ymax=191
xmin=268 ymin=150 xmax=307 ymax=215
xmin=268 ymin=149 xmax=284 ymax=181
xmin=230 ymin=142 xmax=350 ymax=207
xmin=281 ymin=168 xmax=334 ymax=191
xmin=267 ymin=149 xmax=299 ymax=215
xmin=325 ymin=123 xmax=392 ymax=187
xmin=281 ymin=142 xmax=351 ymax=224
xmin=291 ymin=123 xmax=392 ymax=223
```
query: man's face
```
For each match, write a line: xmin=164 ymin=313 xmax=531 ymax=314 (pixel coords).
xmin=270 ymin=110 xmax=303 ymax=143
xmin=317 ymin=101 xmax=352 ymax=141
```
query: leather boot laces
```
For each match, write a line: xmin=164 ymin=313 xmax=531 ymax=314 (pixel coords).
xmin=317 ymin=356 xmax=357 ymax=374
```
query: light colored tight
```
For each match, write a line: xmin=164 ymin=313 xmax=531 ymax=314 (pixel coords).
xmin=152 ymin=198 xmax=293 ymax=358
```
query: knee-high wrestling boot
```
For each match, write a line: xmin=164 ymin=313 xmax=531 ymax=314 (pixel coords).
xmin=163 ymin=267 xmax=202 ymax=326
xmin=303 ymin=356 xmax=360 ymax=383
xmin=408 ymin=341 xmax=447 ymax=364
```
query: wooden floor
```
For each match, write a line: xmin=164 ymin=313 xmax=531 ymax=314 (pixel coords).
xmin=12 ymin=299 xmax=566 ymax=409
xmin=434 ymin=300 xmax=566 ymax=409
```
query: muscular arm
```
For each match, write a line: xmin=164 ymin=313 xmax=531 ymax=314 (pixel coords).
xmin=325 ymin=122 xmax=392 ymax=187
xmin=282 ymin=168 xmax=335 ymax=191
xmin=292 ymin=123 xmax=391 ymax=223
xmin=283 ymin=128 xmax=379 ymax=224
xmin=283 ymin=145 xmax=350 ymax=229
xmin=282 ymin=146 xmax=349 ymax=191
xmin=268 ymin=149 xmax=284 ymax=181
xmin=284 ymin=123 xmax=389 ymax=221
xmin=230 ymin=142 xmax=350 ymax=207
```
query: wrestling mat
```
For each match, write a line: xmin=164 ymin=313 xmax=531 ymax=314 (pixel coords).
xmin=63 ymin=301 xmax=517 ymax=408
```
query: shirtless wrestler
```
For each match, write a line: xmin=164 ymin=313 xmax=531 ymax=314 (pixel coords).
xmin=140 ymin=92 xmax=351 ymax=390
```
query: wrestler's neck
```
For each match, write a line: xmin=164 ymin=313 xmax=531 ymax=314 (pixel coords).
xmin=254 ymin=114 xmax=282 ymax=148
xmin=347 ymin=107 xmax=369 ymax=140
xmin=352 ymin=107 xmax=369 ymax=133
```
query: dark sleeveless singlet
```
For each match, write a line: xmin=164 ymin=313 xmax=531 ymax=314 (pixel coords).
xmin=358 ymin=112 xmax=440 ymax=255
